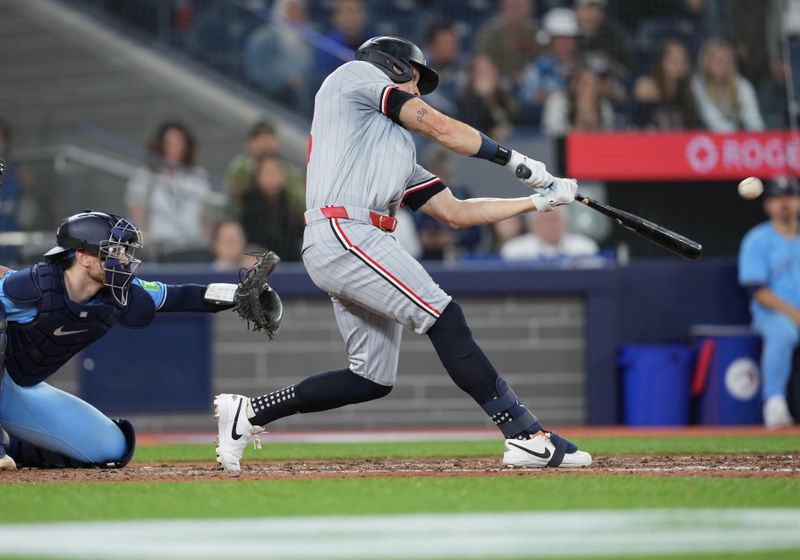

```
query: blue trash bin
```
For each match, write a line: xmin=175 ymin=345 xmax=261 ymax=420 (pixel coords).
xmin=619 ymin=344 xmax=693 ymax=426
xmin=690 ymin=325 xmax=762 ymax=425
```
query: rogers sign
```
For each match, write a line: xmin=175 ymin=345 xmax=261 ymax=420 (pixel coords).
xmin=566 ymin=131 xmax=800 ymax=181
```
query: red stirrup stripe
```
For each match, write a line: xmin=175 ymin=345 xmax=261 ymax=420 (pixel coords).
xmin=329 ymin=219 xmax=441 ymax=318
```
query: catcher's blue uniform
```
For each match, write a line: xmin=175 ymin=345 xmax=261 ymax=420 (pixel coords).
xmin=0 ymin=262 xmax=203 ymax=467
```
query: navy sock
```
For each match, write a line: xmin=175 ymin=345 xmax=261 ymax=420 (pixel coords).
xmin=427 ymin=301 xmax=540 ymax=438
xmin=248 ymin=368 xmax=392 ymax=426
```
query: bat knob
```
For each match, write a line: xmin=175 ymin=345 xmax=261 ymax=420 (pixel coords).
xmin=515 ymin=164 xmax=532 ymax=179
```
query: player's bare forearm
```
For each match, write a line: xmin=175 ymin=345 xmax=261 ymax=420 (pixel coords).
xmin=420 ymin=188 xmax=534 ymax=229
xmin=399 ymin=98 xmax=482 ymax=156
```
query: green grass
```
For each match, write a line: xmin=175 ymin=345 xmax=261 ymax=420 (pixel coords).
xmin=0 ymin=476 xmax=798 ymax=523
xmin=131 ymin=434 xmax=800 ymax=462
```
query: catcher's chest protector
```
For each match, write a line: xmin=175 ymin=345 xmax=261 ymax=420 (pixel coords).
xmin=2 ymin=264 xmax=140 ymax=386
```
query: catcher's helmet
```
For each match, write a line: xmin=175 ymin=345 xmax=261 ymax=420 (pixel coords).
xmin=44 ymin=210 xmax=143 ymax=306
xmin=356 ymin=36 xmax=439 ymax=95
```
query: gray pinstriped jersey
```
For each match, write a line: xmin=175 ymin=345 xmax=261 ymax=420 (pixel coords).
xmin=306 ymin=61 xmax=437 ymax=215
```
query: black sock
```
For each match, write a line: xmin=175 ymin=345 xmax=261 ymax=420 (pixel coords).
xmin=427 ymin=300 xmax=499 ymax=403
xmin=427 ymin=300 xmax=539 ymax=438
xmin=248 ymin=368 xmax=392 ymax=426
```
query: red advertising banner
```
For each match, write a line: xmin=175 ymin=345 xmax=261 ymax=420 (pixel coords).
xmin=566 ymin=131 xmax=800 ymax=181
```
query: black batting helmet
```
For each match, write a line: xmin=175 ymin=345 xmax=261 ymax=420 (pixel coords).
xmin=356 ymin=36 xmax=439 ymax=95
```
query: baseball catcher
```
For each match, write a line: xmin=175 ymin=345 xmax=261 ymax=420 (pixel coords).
xmin=0 ymin=210 xmax=281 ymax=470
xmin=215 ymin=35 xmax=590 ymax=471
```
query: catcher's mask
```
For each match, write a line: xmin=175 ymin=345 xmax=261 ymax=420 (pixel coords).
xmin=356 ymin=36 xmax=439 ymax=95
xmin=44 ymin=210 xmax=143 ymax=306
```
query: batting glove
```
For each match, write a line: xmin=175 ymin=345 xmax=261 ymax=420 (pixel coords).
xmin=505 ymin=150 xmax=554 ymax=190
xmin=530 ymin=177 xmax=578 ymax=213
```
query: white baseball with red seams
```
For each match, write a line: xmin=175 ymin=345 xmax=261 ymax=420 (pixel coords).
xmin=303 ymin=60 xmax=452 ymax=386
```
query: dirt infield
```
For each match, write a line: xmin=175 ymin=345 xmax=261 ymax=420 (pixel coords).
xmin=2 ymin=454 xmax=799 ymax=483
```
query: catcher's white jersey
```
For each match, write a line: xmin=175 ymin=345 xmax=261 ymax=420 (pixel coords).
xmin=303 ymin=60 xmax=451 ymax=386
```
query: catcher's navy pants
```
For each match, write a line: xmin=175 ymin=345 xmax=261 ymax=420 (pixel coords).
xmin=0 ymin=370 xmax=126 ymax=463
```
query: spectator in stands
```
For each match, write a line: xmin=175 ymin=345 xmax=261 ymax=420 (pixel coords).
xmin=518 ymin=8 xmax=581 ymax=108
xmin=244 ymin=0 xmax=313 ymax=114
xmin=315 ymin=0 xmax=371 ymax=81
xmin=125 ymin=121 xmax=212 ymax=261
xmin=413 ymin=145 xmax=483 ymax=261
xmin=457 ymin=55 xmax=517 ymax=140
xmin=633 ymin=39 xmax=699 ymax=130
xmin=691 ymin=38 xmax=765 ymax=132
xmin=210 ymin=219 xmax=257 ymax=272
xmin=226 ymin=120 xmax=280 ymax=218
xmin=542 ymin=62 xmax=615 ymax=137
xmin=424 ymin=23 xmax=467 ymax=113
xmin=225 ymin=119 xmax=306 ymax=222
xmin=738 ymin=176 xmax=800 ymax=428
xmin=491 ymin=215 xmax=524 ymax=255
xmin=764 ymin=0 xmax=800 ymax=128
xmin=575 ymin=0 xmax=632 ymax=79
xmin=240 ymin=154 xmax=304 ymax=261
xmin=0 ymin=119 xmax=28 ymax=265
xmin=474 ymin=0 xmax=541 ymax=86
xmin=501 ymin=207 xmax=598 ymax=260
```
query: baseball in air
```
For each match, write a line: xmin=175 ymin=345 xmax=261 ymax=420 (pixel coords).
xmin=737 ymin=177 xmax=764 ymax=200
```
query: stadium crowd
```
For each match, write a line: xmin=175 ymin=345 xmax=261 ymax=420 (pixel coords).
xmin=5 ymin=0 xmax=799 ymax=265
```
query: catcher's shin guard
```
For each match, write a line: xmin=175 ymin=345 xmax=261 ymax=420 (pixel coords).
xmin=7 ymin=418 xmax=136 ymax=468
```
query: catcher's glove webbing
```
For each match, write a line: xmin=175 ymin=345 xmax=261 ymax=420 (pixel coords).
xmin=235 ymin=250 xmax=283 ymax=339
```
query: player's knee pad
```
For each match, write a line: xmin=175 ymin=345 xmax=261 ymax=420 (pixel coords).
xmin=7 ymin=418 xmax=136 ymax=468
xmin=481 ymin=377 xmax=542 ymax=439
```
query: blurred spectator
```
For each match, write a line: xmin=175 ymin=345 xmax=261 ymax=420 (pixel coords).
xmin=240 ymin=154 xmax=304 ymax=261
xmin=125 ymin=121 xmax=212 ymax=261
xmin=457 ymin=55 xmax=517 ymax=139
xmin=543 ymin=63 xmax=615 ymax=137
xmin=210 ymin=219 xmax=258 ymax=272
xmin=738 ymin=176 xmax=800 ymax=428
xmin=491 ymin=215 xmax=524 ymax=254
xmin=225 ymin=119 xmax=305 ymax=221
xmin=633 ymin=39 xmax=699 ymax=129
xmin=724 ymin=0 xmax=771 ymax=86
xmin=765 ymin=0 xmax=800 ymax=127
xmin=691 ymin=38 xmax=765 ymax=132
xmin=575 ymin=0 xmax=633 ymax=78
xmin=424 ymin=23 xmax=468 ymax=113
xmin=244 ymin=0 xmax=313 ymax=114
xmin=0 ymin=120 xmax=28 ymax=265
xmin=474 ymin=0 xmax=541 ymax=86
xmin=413 ymin=145 xmax=483 ymax=261
xmin=518 ymin=8 xmax=581 ymax=108
xmin=315 ymin=0 xmax=371 ymax=81
xmin=501 ymin=208 xmax=599 ymax=260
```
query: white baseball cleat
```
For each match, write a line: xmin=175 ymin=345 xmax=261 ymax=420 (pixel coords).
xmin=503 ymin=431 xmax=592 ymax=468
xmin=0 ymin=428 xmax=15 ymax=471
xmin=214 ymin=393 xmax=264 ymax=472
xmin=763 ymin=395 xmax=794 ymax=429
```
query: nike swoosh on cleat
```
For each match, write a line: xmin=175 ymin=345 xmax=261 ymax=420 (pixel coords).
xmin=508 ymin=441 xmax=551 ymax=459
xmin=53 ymin=326 xmax=89 ymax=336
xmin=231 ymin=398 xmax=244 ymax=441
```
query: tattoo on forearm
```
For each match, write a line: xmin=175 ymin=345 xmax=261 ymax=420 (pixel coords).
xmin=416 ymin=108 xmax=428 ymax=123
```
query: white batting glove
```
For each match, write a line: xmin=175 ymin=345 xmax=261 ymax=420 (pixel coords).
xmin=505 ymin=150 xmax=555 ymax=190
xmin=530 ymin=177 xmax=578 ymax=213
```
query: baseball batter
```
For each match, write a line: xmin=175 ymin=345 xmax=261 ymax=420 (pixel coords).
xmin=216 ymin=36 xmax=591 ymax=470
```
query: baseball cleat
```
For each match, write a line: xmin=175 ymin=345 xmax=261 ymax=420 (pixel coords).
xmin=0 ymin=428 xmax=16 ymax=471
xmin=214 ymin=393 xmax=264 ymax=472
xmin=763 ymin=395 xmax=794 ymax=429
xmin=503 ymin=431 xmax=592 ymax=468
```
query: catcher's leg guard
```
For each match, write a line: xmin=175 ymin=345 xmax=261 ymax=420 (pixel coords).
xmin=7 ymin=418 xmax=135 ymax=468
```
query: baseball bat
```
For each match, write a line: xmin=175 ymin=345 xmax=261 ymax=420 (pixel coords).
xmin=515 ymin=164 xmax=702 ymax=261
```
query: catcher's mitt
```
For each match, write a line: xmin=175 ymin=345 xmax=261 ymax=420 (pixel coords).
xmin=235 ymin=250 xmax=283 ymax=339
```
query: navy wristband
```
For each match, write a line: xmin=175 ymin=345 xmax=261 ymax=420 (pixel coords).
xmin=472 ymin=132 xmax=511 ymax=165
